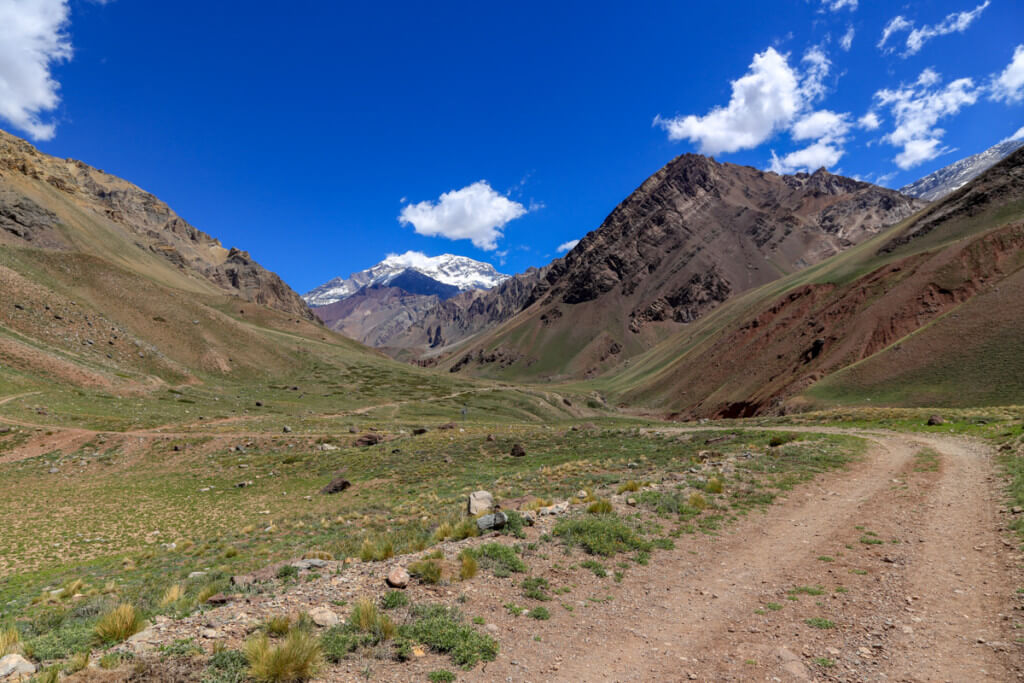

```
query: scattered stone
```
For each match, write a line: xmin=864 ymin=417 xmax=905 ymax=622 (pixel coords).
xmin=468 ymin=490 xmax=495 ymax=515
xmin=187 ymin=571 xmax=207 ymax=579
xmin=316 ymin=443 xmax=339 ymax=452
xmin=354 ymin=433 xmax=382 ymax=447
xmin=282 ymin=425 xmax=292 ymax=433
xmin=291 ymin=559 xmax=328 ymax=570
xmin=386 ymin=566 xmax=410 ymax=589
xmin=927 ymin=415 xmax=945 ymax=426
xmin=477 ymin=511 xmax=508 ymax=532
xmin=486 ymin=434 xmax=496 ymax=442
xmin=320 ymin=476 xmax=352 ymax=495
xmin=627 ymin=497 xmax=637 ymax=506
xmin=412 ymin=428 xmax=428 ymax=435
xmin=309 ymin=607 xmax=340 ymax=628
xmin=537 ymin=502 xmax=570 ymax=516
xmin=575 ymin=490 xmax=587 ymax=499
xmin=205 ymin=593 xmax=230 ymax=605
xmin=0 ymin=654 xmax=36 ymax=678
xmin=201 ymin=628 xmax=221 ymax=639
xmin=510 ymin=443 xmax=526 ymax=457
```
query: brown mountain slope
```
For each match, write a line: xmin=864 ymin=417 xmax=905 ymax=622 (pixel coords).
xmin=0 ymin=128 xmax=313 ymax=320
xmin=603 ymin=147 xmax=1024 ymax=416
xmin=441 ymin=154 xmax=924 ymax=379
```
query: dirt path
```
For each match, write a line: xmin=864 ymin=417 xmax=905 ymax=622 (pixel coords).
xmin=466 ymin=430 xmax=1021 ymax=682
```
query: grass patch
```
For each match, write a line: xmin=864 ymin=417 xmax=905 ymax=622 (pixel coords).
xmin=245 ymin=629 xmax=322 ymax=682
xmin=805 ymin=617 xmax=836 ymax=629
xmin=580 ymin=559 xmax=607 ymax=578
xmin=527 ymin=607 xmax=550 ymax=620
xmin=465 ymin=543 xmax=527 ymax=577
xmin=552 ymin=515 xmax=652 ymax=557
xmin=400 ymin=604 xmax=498 ymax=669
xmin=521 ymin=577 xmax=551 ymax=601
xmin=381 ymin=590 xmax=409 ymax=610
xmin=408 ymin=559 xmax=443 ymax=585
xmin=94 ymin=603 xmax=144 ymax=644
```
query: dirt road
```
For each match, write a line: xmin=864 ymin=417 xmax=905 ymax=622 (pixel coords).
xmin=467 ymin=430 xmax=1021 ymax=682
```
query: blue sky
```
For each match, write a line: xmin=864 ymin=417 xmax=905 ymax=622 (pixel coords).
xmin=2 ymin=0 xmax=1022 ymax=292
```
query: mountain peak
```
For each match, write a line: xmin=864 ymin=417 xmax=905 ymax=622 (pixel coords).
xmin=900 ymin=136 xmax=1024 ymax=201
xmin=303 ymin=251 xmax=509 ymax=306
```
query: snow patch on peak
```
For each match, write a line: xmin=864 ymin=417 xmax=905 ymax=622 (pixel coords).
xmin=303 ymin=251 xmax=509 ymax=306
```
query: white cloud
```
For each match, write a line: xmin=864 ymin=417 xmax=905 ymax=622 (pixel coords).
xmin=654 ymin=47 xmax=831 ymax=155
xmin=1006 ymin=126 xmax=1024 ymax=142
xmin=840 ymin=26 xmax=855 ymax=51
xmin=556 ymin=239 xmax=580 ymax=253
xmin=791 ymin=110 xmax=849 ymax=141
xmin=821 ymin=0 xmax=857 ymax=11
xmin=873 ymin=69 xmax=981 ymax=169
xmin=398 ymin=181 xmax=529 ymax=251
xmin=991 ymin=44 xmax=1024 ymax=103
xmin=878 ymin=2 xmax=990 ymax=57
xmin=858 ymin=111 xmax=881 ymax=130
xmin=0 ymin=0 xmax=72 ymax=140
xmin=769 ymin=141 xmax=845 ymax=174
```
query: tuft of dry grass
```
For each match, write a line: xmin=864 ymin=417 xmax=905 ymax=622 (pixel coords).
xmin=94 ymin=603 xmax=144 ymax=644
xmin=459 ymin=552 xmax=479 ymax=580
xmin=349 ymin=598 xmax=395 ymax=641
xmin=264 ymin=615 xmax=292 ymax=637
xmin=688 ymin=492 xmax=707 ymax=510
xmin=616 ymin=480 xmax=642 ymax=494
xmin=245 ymin=630 xmax=323 ymax=682
xmin=0 ymin=627 xmax=22 ymax=656
xmin=159 ymin=583 xmax=185 ymax=607
xmin=706 ymin=477 xmax=723 ymax=494
xmin=408 ymin=559 xmax=443 ymax=584
xmin=65 ymin=651 xmax=89 ymax=674
xmin=587 ymin=499 xmax=613 ymax=514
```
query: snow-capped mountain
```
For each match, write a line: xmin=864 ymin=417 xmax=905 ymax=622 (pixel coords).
xmin=900 ymin=134 xmax=1024 ymax=201
xmin=303 ymin=251 xmax=510 ymax=306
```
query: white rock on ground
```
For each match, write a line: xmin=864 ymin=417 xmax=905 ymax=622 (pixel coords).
xmin=467 ymin=490 xmax=494 ymax=515
xmin=0 ymin=654 xmax=36 ymax=678
xmin=310 ymin=606 xmax=339 ymax=627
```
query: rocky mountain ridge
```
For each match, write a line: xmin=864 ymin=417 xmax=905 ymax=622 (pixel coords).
xmin=0 ymin=128 xmax=314 ymax=320
xmin=900 ymin=136 xmax=1024 ymax=201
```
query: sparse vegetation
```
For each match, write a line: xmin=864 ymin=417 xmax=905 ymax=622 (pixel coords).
xmin=245 ymin=629 xmax=323 ymax=682
xmin=399 ymin=604 xmax=498 ymax=669
xmin=408 ymin=559 xmax=443 ymax=584
xmin=465 ymin=543 xmax=527 ymax=577
xmin=552 ymin=515 xmax=653 ymax=557
xmin=805 ymin=617 xmax=836 ymax=629
xmin=381 ymin=590 xmax=409 ymax=610
xmin=527 ymin=606 xmax=550 ymax=620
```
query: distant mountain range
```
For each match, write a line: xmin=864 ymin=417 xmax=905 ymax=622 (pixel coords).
xmin=303 ymin=252 xmax=509 ymax=306
xmin=900 ymin=135 xmax=1024 ymax=201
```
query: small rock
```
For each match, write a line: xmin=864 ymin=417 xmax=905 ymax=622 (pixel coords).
xmin=386 ymin=566 xmax=410 ymax=589
xmin=201 ymin=628 xmax=221 ymax=639
xmin=477 ymin=511 xmax=508 ymax=532
xmin=485 ymin=623 xmax=499 ymax=634
xmin=575 ymin=490 xmax=588 ymax=499
xmin=468 ymin=490 xmax=495 ymax=515
xmin=282 ymin=426 xmax=292 ymax=433
xmin=355 ymin=433 xmax=381 ymax=447
xmin=0 ymin=654 xmax=36 ymax=678
xmin=320 ymin=476 xmax=352 ymax=495
xmin=205 ymin=593 xmax=230 ymax=605
xmin=510 ymin=443 xmax=526 ymax=457
xmin=627 ymin=497 xmax=637 ymax=506
xmin=236 ymin=481 xmax=253 ymax=488
xmin=520 ymin=510 xmax=536 ymax=526
xmin=188 ymin=571 xmax=207 ymax=579
xmin=348 ymin=426 xmax=358 ymax=434
xmin=486 ymin=434 xmax=496 ymax=442
xmin=412 ymin=428 xmax=428 ymax=436
xmin=48 ymin=467 xmax=59 ymax=474
xmin=927 ymin=415 xmax=944 ymax=426
xmin=309 ymin=607 xmax=339 ymax=628
xmin=627 ymin=461 xmax=639 ymax=469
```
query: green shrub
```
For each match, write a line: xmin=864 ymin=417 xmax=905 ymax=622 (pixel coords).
xmin=521 ymin=577 xmax=551 ymax=601
xmin=498 ymin=510 xmax=527 ymax=539
xmin=706 ymin=477 xmax=723 ymax=494
xmin=587 ymin=499 xmax=613 ymax=514
xmin=408 ymin=559 xmax=443 ymax=585
xmin=428 ymin=670 xmax=456 ymax=683
xmin=805 ymin=617 xmax=835 ymax=629
xmin=527 ymin=607 xmax=550 ymax=620
xmin=263 ymin=615 xmax=292 ymax=637
xmin=205 ymin=649 xmax=248 ymax=683
xmin=349 ymin=599 xmax=395 ymax=641
xmin=580 ymin=559 xmax=607 ymax=577
xmin=381 ymin=590 xmax=409 ymax=610
xmin=276 ymin=565 xmax=299 ymax=581
xmin=465 ymin=543 xmax=527 ymax=577
xmin=399 ymin=605 xmax=498 ymax=669
xmin=616 ymin=480 xmax=641 ymax=494
xmin=459 ymin=552 xmax=478 ymax=580
xmin=552 ymin=516 xmax=652 ymax=557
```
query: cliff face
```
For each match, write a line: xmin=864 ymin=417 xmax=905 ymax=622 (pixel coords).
xmin=0 ymin=128 xmax=314 ymax=320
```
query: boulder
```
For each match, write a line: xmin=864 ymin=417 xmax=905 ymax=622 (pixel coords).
xmin=205 ymin=593 xmax=230 ymax=605
xmin=354 ymin=434 xmax=381 ymax=447
xmin=320 ymin=477 xmax=352 ymax=495
xmin=927 ymin=415 xmax=945 ymax=426
xmin=386 ymin=566 xmax=410 ymax=589
xmin=476 ymin=511 xmax=508 ymax=532
xmin=510 ymin=443 xmax=526 ymax=457
xmin=309 ymin=606 xmax=339 ymax=628
xmin=0 ymin=654 xmax=35 ymax=679
xmin=468 ymin=490 xmax=494 ymax=515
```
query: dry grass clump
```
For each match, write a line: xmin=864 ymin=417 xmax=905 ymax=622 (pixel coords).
xmin=64 ymin=651 xmax=89 ymax=674
xmin=94 ymin=603 xmax=144 ymax=644
xmin=587 ymin=499 xmax=613 ymax=514
xmin=349 ymin=599 xmax=395 ymax=641
xmin=706 ymin=477 xmax=723 ymax=494
xmin=616 ymin=480 xmax=642 ymax=494
xmin=263 ymin=615 xmax=293 ymax=637
xmin=459 ymin=552 xmax=479 ymax=580
xmin=302 ymin=550 xmax=333 ymax=561
xmin=245 ymin=629 xmax=323 ymax=682
xmin=408 ymin=559 xmax=443 ymax=585
xmin=688 ymin=492 xmax=707 ymax=510
xmin=359 ymin=538 xmax=395 ymax=562
xmin=159 ymin=583 xmax=185 ymax=607
xmin=0 ymin=627 xmax=22 ymax=656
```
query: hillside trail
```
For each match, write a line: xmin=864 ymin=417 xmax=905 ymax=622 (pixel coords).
xmin=466 ymin=429 xmax=1021 ymax=683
